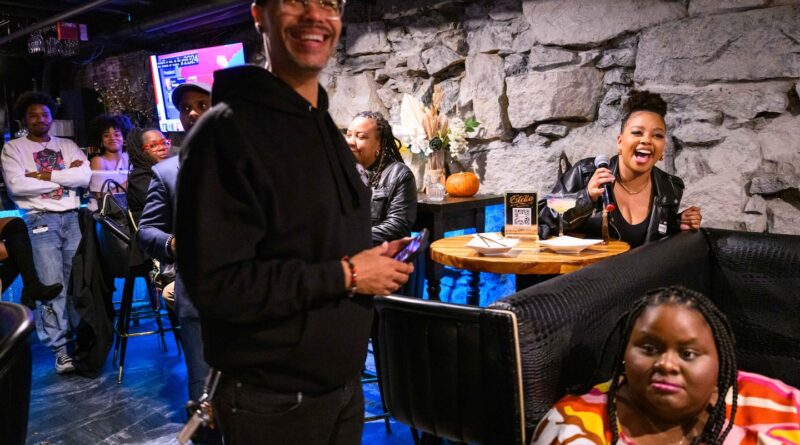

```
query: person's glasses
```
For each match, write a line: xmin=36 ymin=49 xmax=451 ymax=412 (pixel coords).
xmin=143 ymin=139 xmax=171 ymax=151
xmin=280 ymin=0 xmax=346 ymax=19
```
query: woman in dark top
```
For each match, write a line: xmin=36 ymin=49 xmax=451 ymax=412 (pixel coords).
xmin=538 ymin=91 xmax=702 ymax=248
xmin=126 ymin=127 xmax=172 ymax=225
xmin=126 ymin=127 xmax=172 ymax=267
xmin=346 ymin=111 xmax=417 ymax=246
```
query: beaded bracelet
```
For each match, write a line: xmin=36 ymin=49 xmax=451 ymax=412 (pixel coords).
xmin=342 ymin=255 xmax=358 ymax=298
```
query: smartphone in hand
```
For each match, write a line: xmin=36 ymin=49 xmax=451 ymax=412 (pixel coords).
xmin=393 ymin=229 xmax=429 ymax=263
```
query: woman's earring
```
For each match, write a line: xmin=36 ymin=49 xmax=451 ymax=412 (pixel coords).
xmin=256 ymin=23 xmax=264 ymax=33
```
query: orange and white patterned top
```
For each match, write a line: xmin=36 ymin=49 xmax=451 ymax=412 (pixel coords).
xmin=533 ymin=371 xmax=800 ymax=445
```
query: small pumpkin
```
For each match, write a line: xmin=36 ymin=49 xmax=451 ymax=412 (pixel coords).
xmin=445 ymin=172 xmax=480 ymax=197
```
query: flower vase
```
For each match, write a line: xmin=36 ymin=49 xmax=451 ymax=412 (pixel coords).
xmin=404 ymin=151 xmax=427 ymax=192
xmin=424 ymin=168 xmax=446 ymax=201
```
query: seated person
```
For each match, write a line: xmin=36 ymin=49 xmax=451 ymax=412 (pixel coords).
xmin=126 ymin=127 xmax=173 ymax=226
xmin=126 ymin=128 xmax=173 ymax=269
xmin=0 ymin=217 xmax=62 ymax=308
xmin=533 ymin=286 xmax=800 ymax=445
xmin=88 ymin=113 xmax=131 ymax=212
xmin=538 ymin=91 xmax=702 ymax=247
xmin=346 ymin=111 xmax=417 ymax=246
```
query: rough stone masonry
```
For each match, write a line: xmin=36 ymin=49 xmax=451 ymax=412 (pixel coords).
xmin=325 ymin=0 xmax=800 ymax=235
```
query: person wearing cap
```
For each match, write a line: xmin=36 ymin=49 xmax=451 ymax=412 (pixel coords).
xmin=171 ymin=82 xmax=212 ymax=135
xmin=137 ymin=83 xmax=219 ymax=444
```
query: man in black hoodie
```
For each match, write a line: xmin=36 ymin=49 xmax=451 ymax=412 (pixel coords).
xmin=175 ymin=1 xmax=414 ymax=443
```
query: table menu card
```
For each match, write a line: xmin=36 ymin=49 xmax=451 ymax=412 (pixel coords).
xmin=504 ymin=192 xmax=538 ymax=240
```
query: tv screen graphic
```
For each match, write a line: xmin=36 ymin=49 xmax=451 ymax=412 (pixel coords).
xmin=150 ymin=42 xmax=245 ymax=132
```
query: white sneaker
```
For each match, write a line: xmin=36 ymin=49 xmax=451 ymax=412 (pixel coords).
xmin=55 ymin=353 xmax=76 ymax=374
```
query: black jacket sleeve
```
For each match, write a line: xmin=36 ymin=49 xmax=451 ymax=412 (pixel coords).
xmin=371 ymin=163 xmax=417 ymax=245
xmin=538 ymin=158 xmax=598 ymax=240
xmin=175 ymin=107 xmax=346 ymax=325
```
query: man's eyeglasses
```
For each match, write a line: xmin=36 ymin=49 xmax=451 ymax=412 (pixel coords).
xmin=280 ymin=0 xmax=346 ymax=19
xmin=143 ymin=139 xmax=172 ymax=151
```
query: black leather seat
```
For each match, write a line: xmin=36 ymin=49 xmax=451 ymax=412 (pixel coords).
xmin=0 ymin=302 xmax=35 ymax=445
xmin=489 ymin=228 xmax=800 ymax=441
xmin=374 ymin=295 xmax=526 ymax=445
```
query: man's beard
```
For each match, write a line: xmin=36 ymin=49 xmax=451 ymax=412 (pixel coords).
xmin=27 ymin=124 xmax=50 ymax=138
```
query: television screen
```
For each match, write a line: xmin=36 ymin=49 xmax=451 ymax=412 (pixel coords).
xmin=149 ymin=42 xmax=245 ymax=132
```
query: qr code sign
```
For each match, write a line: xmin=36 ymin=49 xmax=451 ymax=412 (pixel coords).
xmin=513 ymin=208 xmax=532 ymax=226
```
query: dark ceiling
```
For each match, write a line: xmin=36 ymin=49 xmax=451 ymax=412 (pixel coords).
xmin=0 ymin=0 xmax=255 ymax=59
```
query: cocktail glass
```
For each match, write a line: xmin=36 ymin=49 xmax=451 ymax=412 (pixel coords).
xmin=544 ymin=193 xmax=578 ymax=237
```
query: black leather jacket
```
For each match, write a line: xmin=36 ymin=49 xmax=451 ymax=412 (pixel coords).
xmin=369 ymin=161 xmax=417 ymax=245
xmin=538 ymin=155 xmax=684 ymax=245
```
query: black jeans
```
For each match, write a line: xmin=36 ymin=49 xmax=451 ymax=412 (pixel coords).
xmin=215 ymin=374 xmax=364 ymax=445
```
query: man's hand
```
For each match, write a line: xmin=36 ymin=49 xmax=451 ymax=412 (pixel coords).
xmin=346 ymin=243 xmax=414 ymax=296
xmin=381 ymin=237 xmax=413 ymax=258
xmin=69 ymin=160 xmax=84 ymax=168
xmin=680 ymin=206 xmax=702 ymax=231
xmin=168 ymin=236 xmax=177 ymax=257
xmin=25 ymin=171 xmax=51 ymax=181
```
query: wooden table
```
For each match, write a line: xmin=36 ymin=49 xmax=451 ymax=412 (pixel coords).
xmin=412 ymin=194 xmax=504 ymax=302
xmin=430 ymin=235 xmax=630 ymax=291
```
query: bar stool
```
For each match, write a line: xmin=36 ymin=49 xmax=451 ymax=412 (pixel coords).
xmin=110 ymin=265 xmax=177 ymax=384
xmin=94 ymin=215 xmax=181 ymax=383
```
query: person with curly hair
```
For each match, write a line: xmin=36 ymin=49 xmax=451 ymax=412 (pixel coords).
xmin=538 ymin=90 xmax=702 ymax=247
xmin=533 ymin=286 xmax=800 ymax=445
xmin=1 ymin=91 xmax=91 ymax=374
xmin=88 ymin=113 xmax=132 ymax=211
xmin=346 ymin=111 xmax=417 ymax=246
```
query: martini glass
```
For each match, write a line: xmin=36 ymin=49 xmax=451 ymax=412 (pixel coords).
xmin=544 ymin=193 xmax=578 ymax=237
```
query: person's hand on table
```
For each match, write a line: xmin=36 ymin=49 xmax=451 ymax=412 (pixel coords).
xmin=587 ymin=167 xmax=614 ymax=201
xmin=680 ymin=206 xmax=702 ymax=231
xmin=344 ymin=244 xmax=414 ymax=296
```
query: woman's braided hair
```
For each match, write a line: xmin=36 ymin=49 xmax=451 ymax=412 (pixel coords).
xmin=354 ymin=111 xmax=403 ymax=187
xmin=606 ymin=286 xmax=738 ymax=445
xmin=126 ymin=127 xmax=160 ymax=170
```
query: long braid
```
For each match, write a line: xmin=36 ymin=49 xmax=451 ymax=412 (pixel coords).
xmin=606 ymin=297 xmax=653 ymax=445
xmin=354 ymin=111 xmax=402 ymax=187
xmin=605 ymin=286 xmax=738 ymax=445
xmin=688 ymin=294 xmax=738 ymax=444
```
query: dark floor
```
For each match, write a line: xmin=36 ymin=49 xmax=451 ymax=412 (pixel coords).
xmin=25 ymin=325 xmax=414 ymax=445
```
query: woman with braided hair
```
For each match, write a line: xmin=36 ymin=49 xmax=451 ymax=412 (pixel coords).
xmin=346 ymin=111 xmax=417 ymax=245
xmin=126 ymin=127 xmax=173 ymax=269
xmin=533 ymin=286 xmax=800 ymax=445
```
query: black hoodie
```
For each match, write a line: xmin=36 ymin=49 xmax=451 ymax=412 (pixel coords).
xmin=175 ymin=65 xmax=373 ymax=393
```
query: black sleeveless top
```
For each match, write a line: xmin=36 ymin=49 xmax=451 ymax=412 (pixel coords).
xmin=610 ymin=206 xmax=650 ymax=248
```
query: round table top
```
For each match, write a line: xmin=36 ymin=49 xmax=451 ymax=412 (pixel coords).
xmin=430 ymin=235 xmax=630 ymax=275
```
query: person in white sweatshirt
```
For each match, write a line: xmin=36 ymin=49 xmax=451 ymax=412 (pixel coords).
xmin=1 ymin=91 xmax=91 ymax=374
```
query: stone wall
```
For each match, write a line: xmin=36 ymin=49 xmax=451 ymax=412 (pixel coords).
xmin=327 ymin=0 xmax=800 ymax=235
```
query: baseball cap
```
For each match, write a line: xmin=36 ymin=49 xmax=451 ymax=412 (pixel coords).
xmin=171 ymin=82 xmax=212 ymax=108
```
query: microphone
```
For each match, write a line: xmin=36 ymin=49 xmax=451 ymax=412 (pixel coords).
xmin=594 ymin=155 xmax=616 ymax=213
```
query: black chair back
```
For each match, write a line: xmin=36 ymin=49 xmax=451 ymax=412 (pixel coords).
xmin=705 ymin=229 xmax=800 ymax=387
xmin=374 ymin=295 xmax=526 ymax=445
xmin=0 ymin=302 xmax=35 ymax=445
